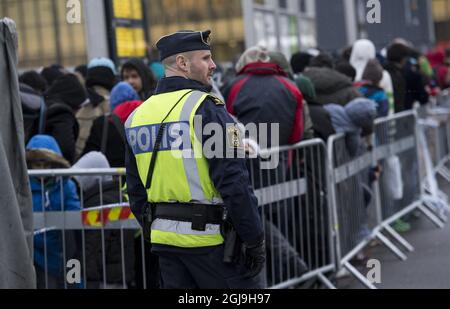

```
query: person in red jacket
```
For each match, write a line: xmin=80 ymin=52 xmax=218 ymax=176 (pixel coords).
xmin=224 ymin=46 xmax=304 ymax=148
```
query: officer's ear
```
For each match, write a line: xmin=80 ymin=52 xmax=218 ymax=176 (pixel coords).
xmin=176 ymin=54 xmax=189 ymax=73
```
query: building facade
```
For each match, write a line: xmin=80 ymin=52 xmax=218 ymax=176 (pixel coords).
xmin=316 ymin=0 xmax=435 ymax=52
xmin=0 ymin=0 xmax=440 ymax=70
xmin=433 ymin=0 xmax=450 ymax=46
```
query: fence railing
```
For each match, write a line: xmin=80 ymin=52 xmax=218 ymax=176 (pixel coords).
xmin=29 ymin=108 xmax=450 ymax=289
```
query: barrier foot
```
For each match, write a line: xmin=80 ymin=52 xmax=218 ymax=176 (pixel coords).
xmin=437 ymin=166 xmax=450 ymax=183
xmin=375 ymin=232 xmax=407 ymax=261
xmin=317 ymin=273 xmax=337 ymax=290
xmin=424 ymin=200 xmax=449 ymax=223
xmin=343 ymin=262 xmax=377 ymax=289
xmin=383 ymin=225 xmax=415 ymax=253
xmin=424 ymin=195 xmax=449 ymax=220
xmin=418 ymin=203 xmax=445 ymax=228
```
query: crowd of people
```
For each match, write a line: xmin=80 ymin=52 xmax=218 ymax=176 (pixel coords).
xmin=20 ymin=37 xmax=450 ymax=288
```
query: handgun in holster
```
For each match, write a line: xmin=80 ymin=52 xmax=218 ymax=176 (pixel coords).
xmin=221 ymin=217 xmax=243 ymax=265
xmin=142 ymin=203 xmax=154 ymax=243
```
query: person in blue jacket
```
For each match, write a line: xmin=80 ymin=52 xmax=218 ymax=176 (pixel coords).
xmin=26 ymin=135 xmax=81 ymax=289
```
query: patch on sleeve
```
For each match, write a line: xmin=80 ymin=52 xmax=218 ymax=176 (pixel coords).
xmin=227 ymin=126 xmax=243 ymax=149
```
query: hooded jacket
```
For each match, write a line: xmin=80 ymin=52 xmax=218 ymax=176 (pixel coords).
xmin=224 ymin=62 xmax=304 ymax=146
xmin=27 ymin=135 xmax=80 ymax=278
xmin=427 ymin=50 xmax=450 ymax=89
xmin=303 ymin=67 xmax=361 ymax=106
xmin=44 ymin=74 xmax=87 ymax=164
xmin=76 ymin=59 xmax=117 ymax=159
xmin=307 ymin=100 xmax=336 ymax=141
xmin=356 ymin=59 xmax=389 ymax=118
xmin=324 ymin=98 xmax=377 ymax=156
xmin=351 ymin=39 xmax=394 ymax=112
xmin=385 ymin=61 xmax=407 ymax=113
xmin=20 ymin=83 xmax=46 ymax=144
xmin=121 ymin=58 xmax=157 ymax=101
xmin=356 ymin=81 xmax=389 ymax=118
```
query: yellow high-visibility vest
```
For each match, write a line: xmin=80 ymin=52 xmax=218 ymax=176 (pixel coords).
xmin=125 ymin=89 xmax=224 ymax=248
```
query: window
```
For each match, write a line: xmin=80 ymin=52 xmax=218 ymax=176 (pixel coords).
xmin=0 ymin=0 xmax=87 ymax=69
xmin=433 ymin=0 xmax=450 ymax=22
xmin=405 ymin=0 xmax=420 ymax=26
xmin=145 ymin=0 xmax=245 ymax=62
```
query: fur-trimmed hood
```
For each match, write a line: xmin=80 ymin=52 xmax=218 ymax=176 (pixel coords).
xmin=26 ymin=135 xmax=70 ymax=169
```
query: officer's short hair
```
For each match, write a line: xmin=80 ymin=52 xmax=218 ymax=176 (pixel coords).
xmin=163 ymin=54 xmax=178 ymax=68
xmin=163 ymin=52 xmax=198 ymax=69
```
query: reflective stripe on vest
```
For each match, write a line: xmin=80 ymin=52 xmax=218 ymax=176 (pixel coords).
xmin=180 ymin=90 xmax=210 ymax=202
xmin=126 ymin=90 xmax=224 ymax=248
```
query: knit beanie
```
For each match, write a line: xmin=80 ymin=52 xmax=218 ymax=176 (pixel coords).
xmin=110 ymin=82 xmax=140 ymax=111
xmin=362 ymin=59 xmax=384 ymax=86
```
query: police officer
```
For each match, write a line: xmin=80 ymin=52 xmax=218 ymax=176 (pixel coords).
xmin=125 ymin=30 xmax=265 ymax=289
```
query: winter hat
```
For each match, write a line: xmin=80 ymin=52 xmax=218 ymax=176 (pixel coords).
xmin=350 ymin=39 xmax=376 ymax=82
xmin=19 ymin=71 xmax=48 ymax=94
xmin=72 ymin=152 xmax=112 ymax=191
xmin=85 ymin=66 xmax=117 ymax=91
xmin=26 ymin=135 xmax=70 ymax=169
xmin=362 ymin=59 xmax=384 ymax=86
xmin=45 ymin=74 xmax=88 ymax=111
xmin=269 ymin=51 xmax=294 ymax=77
xmin=41 ymin=65 xmax=65 ymax=87
xmin=235 ymin=46 xmax=270 ymax=73
xmin=88 ymin=57 xmax=117 ymax=75
xmin=110 ymin=82 xmax=140 ymax=111
xmin=290 ymin=52 xmax=313 ymax=74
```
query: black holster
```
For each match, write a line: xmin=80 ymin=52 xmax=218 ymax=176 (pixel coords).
xmin=142 ymin=203 xmax=154 ymax=243
xmin=222 ymin=221 xmax=242 ymax=265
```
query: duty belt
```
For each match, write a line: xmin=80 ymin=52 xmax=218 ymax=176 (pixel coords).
xmin=152 ymin=203 xmax=225 ymax=231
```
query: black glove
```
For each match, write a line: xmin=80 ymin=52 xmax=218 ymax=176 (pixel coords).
xmin=243 ymin=239 xmax=266 ymax=279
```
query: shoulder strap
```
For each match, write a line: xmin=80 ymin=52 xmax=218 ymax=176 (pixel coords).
xmin=111 ymin=113 xmax=126 ymax=141
xmin=38 ymin=98 xmax=47 ymax=134
xmin=207 ymin=94 xmax=225 ymax=106
xmin=145 ymin=90 xmax=195 ymax=190
xmin=101 ymin=114 xmax=110 ymax=154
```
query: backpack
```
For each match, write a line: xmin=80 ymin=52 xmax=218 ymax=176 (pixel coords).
xmin=20 ymin=84 xmax=46 ymax=144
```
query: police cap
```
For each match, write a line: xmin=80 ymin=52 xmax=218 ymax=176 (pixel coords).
xmin=156 ymin=30 xmax=212 ymax=61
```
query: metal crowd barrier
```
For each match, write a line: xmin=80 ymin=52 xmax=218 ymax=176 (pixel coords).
xmin=328 ymin=110 xmax=448 ymax=289
xmin=417 ymin=103 xmax=450 ymax=221
xmin=29 ymin=168 xmax=147 ymax=290
xmin=30 ymin=110 xmax=450 ymax=290
xmin=250 ymin=139 xmax=336 ymax=289
xmin=30 ymin=139 xmax=336 ymax=290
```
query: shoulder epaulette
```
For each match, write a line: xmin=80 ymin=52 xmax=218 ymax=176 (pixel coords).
xmin=207 ymin=94 xmax=225 ymax=106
